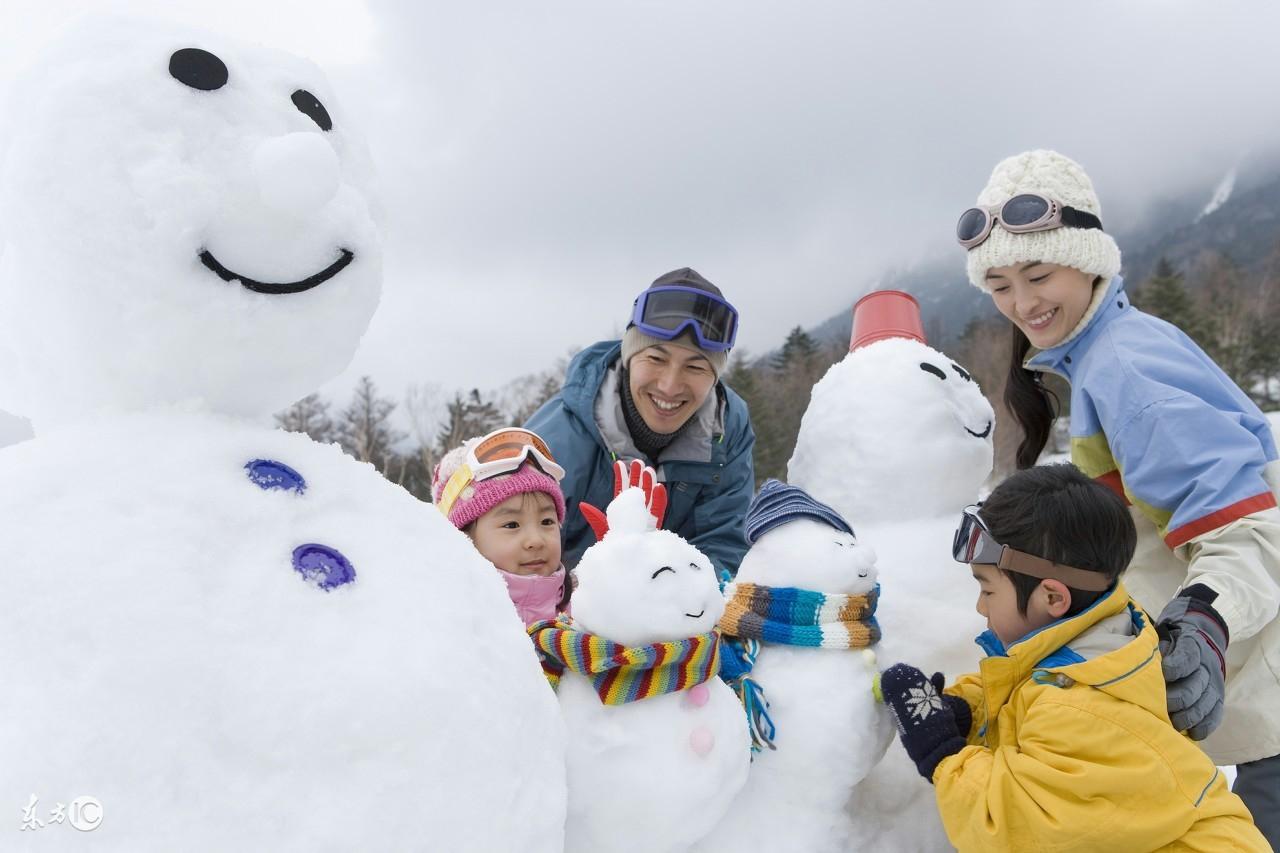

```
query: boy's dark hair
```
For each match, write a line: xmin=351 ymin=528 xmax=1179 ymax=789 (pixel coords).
xmin=980 ymin=463 xmax=1135 ymax=617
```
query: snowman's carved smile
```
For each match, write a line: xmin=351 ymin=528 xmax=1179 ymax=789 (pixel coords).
xmin=966 ymin=420 xmax=993 ymax=439
xmin=685 ymin=609 xmax=706 ymax=619
xmin=199 ymin=248 xmax=354 ymax=295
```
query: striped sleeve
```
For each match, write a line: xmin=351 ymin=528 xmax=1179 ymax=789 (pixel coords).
xmin=1111 ymin=395 xmax=1280 ymax=640
xmin=1110 ymin=394 xmax=1275 ymax=548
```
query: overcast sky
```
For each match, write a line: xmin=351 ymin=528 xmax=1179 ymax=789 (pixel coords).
xmin=4 ymin=0 xmax=1280 ymax=420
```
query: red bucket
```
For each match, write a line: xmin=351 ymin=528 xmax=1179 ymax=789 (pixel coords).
xmin=849 ymin=290 xmax=926 ymax=352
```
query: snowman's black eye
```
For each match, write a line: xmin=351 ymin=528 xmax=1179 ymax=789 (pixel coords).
xmin=291 ymin=89 xmax=332 ymax=131
xmin=169 ymin=48 xmax=228 ymax=91
xmin=920 ymin=363 xmax=947 ymax=380
xmin=951 ymin=363 xmax=973 ymax=382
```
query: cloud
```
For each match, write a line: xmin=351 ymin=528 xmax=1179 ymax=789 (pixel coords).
xmin=6 ymin=0 xmax=1280 ymax=403
xmin=330 ymin=0 xmax=1280 ymax=398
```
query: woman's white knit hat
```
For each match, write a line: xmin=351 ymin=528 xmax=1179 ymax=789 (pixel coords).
xmin=965 ymin=150 xmax=1122 ymax=289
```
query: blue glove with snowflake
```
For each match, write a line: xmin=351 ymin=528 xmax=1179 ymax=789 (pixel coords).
xmin=880 ymin=663 xmax=968 ymax=782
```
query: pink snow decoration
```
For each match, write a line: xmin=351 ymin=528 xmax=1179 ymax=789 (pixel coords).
xmin=685 ymin=683 xmax=711 ymax=708
xmin=690 ymin=726 xmax=715 ymax=756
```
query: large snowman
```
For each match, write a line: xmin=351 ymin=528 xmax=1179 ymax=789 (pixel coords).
xmin=530 ymin=463 xmax=750 ymax=853
xmin=0 ymin=19 xmax=564 ymax=850
xmin=697 ymin=480 xmax=894 ymax=853
xmin=789 ymin=291 xmax=994 ymax=852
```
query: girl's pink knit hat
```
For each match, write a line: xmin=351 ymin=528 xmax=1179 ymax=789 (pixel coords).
xmin=431 ymin=438 xmax=567 ymax=530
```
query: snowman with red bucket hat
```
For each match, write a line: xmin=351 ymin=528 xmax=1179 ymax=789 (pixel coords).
xmin=789 ymin=290 xmax=995 ymax=851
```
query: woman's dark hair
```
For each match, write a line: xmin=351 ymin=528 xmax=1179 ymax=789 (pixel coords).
xmin=1004 ymin=326 xmax=1059 ymax=470
xmin=1002 ymin=274 xmax=1105 ymax=469
xmin=980 ymin=463 xmax=1136 ymax=616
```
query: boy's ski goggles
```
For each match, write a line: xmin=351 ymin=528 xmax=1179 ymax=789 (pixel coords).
xmin=956 ymin=193 xmax=1105 ymax=250
xmin=952 ymin=504 xmax=1111 ymax=591
xmin=629 ymin=285 xmax=739 ymax=352
xmin=437 ymin=428 xmax=565 ymax=518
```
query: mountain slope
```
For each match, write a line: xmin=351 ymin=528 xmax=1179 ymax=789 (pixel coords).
xmin=798 ymin=161 xmax=1280 ymax=355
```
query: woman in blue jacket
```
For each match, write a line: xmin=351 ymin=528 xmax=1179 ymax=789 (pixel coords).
xmin=526 ymin=268 xmax=756 ymax=576
xmin=957 ymin=149 xmax=1280 ymax=842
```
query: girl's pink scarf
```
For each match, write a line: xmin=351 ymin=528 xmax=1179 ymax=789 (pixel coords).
xmin=499 ymin=565 xmax=568 ymax=627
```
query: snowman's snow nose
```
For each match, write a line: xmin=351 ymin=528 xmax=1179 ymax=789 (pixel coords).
xmin=252 ymin=132 xmax=340 ymax=216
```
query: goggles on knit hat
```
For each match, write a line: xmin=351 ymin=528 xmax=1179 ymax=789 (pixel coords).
xmin=433 ymin=429 xmax=567 ymax=528
xmin=952 ymin=504 xmax=1110 ymax=592
xmin=956 ymin=193 xmax=1104 ymax=250
xmin=629 ymin=285 xmax=739 ymax=353
xmin=963 ymin=150 xmax=1122 ymax=290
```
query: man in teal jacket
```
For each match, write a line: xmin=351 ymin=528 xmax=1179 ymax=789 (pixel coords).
xmin=526 ymin=268 xmax=756 ymax=576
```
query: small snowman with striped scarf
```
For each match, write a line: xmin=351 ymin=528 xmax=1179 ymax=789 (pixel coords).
xmin=529 ymin=461 xmax=750 ymax=853
xmin=698 ymin=480 xmax=894 ymax=853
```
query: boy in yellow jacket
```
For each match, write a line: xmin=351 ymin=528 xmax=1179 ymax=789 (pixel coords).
xmin=879 ymin=464 xmax=1268 ymax=851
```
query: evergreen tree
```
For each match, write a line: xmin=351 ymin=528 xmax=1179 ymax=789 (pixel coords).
xmin=722 ymin=352 xmax=759 ymax=401
xmin=434 ymin=393 xmax=473 ymax=459
xmin=434 ymin=389 xmax=504 ymax=459
xmin=335 ymin=376 xmax=405 ymax=474
xmin=723 ymin=353 xmax=779 ymax=487
xmin=739 ymin=330 xmax=844 ymax=484
xmin=1135 ymin=258 xmax=1211 ymax=345
xmin=772 ymin=326 xmax=820 ymax=371
xmin=275 ymin=393 xmax=335 ymax=444
xmin=1137 ymin=250 xmax=1280 ymax=408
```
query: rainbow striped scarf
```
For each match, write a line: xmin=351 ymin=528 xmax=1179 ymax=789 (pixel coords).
xmin=528 ymin=616 xmax=721 ymax=705
xmin=719 ymin=582 xmax=881 ymax=648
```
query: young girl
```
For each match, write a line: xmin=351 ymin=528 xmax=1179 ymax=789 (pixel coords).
xmin=958 ymin=149 xmax=1280 ymax=842
xmin=432 ymin=427 xmax=571 ymax=626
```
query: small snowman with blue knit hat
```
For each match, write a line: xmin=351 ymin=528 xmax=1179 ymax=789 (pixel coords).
xmin=697 ymin=479 xmax=894 ymax=853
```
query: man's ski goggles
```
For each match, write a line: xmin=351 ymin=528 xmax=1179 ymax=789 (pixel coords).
xmin=437 ymin=428 xmax=565 ymax=518
xmin=952 ymin=504 xmax=1111 ymax=592
xmin=629 ymin=285 xmax=739 ymax=352
xmin=956 ymin=193 xmax=1104 ymax=250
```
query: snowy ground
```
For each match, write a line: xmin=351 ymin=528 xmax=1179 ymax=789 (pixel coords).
xmin=0 ymin=409 xmax=31 ymax=448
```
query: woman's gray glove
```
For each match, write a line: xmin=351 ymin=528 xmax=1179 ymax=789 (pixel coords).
xmin=1155 ymin=584 xmax=1228 ymax=741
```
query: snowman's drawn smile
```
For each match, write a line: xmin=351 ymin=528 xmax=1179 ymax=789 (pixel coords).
xmin=966 ymin=420 xmax=992 ymax=439
xmin=918 ymin=362 xmax=992 ymax=441
xmin=685 ymin=609 xmax=706 ymax=619
xmin=199 ymin=248 xmax=354 ymax=295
